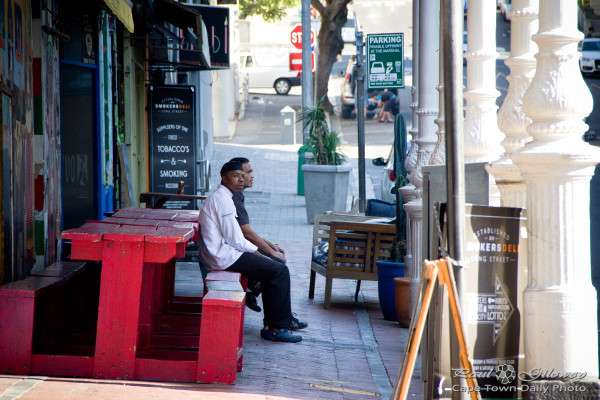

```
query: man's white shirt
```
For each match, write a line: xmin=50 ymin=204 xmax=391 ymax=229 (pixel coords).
xmin=198 ymin=184 xmax=258 ymax=270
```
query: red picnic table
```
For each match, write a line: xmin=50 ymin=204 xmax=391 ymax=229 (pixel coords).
xmin=0 ymin=208 xmax=246 ymax=383
xmin=56 ymin=208 xmax=244 ymax=383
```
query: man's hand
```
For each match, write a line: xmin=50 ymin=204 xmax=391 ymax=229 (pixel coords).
xmin=272 ymin=250 xmax=286 ymax=263
xmin=273 ymin=243 xmax=285 ymax=255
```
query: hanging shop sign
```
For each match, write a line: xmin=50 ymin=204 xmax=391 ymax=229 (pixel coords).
xmin=185 ymin=4 xmax=230 ymax=68
xmin=148 ymin=86 xmax=197 ymax=210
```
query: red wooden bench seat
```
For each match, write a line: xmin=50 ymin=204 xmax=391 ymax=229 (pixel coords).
xmin=0 ymin=276 xmax=66 ymax=375
xmin=197 ymin=290 xmax=245 ymax=384
xmin=0 ymin=261 xmax=101 ymax=377
xmin=30 ymin=261 xmax=88 ymax=280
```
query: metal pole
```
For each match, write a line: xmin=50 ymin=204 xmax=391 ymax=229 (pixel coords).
xmin=301 ymin=0 xmax=313 ymax=144
xmin=356 ymin=30 xmax=366 ymax=213
xmin=441 ymin=0 xmax=467 ymax=398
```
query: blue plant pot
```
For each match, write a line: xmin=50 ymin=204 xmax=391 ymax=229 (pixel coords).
xmin=376 ymin=261 xmax=405 ymax=321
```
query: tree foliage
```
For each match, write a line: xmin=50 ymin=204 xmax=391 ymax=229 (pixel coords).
xmin=239 ymin=0 xmax=300 ymax=22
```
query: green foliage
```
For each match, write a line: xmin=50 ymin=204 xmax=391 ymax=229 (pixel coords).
xmin=307 ymin=129 xmax=346 ymax=166
xmin=298 ymin=96 xmax=346 ymax=166
xmin=239 ymin=0 xmax=300 ymax=22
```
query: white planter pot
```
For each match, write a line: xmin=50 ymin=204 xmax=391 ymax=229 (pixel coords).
xmin=301 ymin=163 xmax=352 ymax=223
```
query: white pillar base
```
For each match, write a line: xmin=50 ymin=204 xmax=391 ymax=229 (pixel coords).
xmin=524 ymin=287 xmax=598 ymax=376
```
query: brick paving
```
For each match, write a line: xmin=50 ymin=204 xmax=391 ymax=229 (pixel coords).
xmin=0 ymin=95 xmax=424 ymax=399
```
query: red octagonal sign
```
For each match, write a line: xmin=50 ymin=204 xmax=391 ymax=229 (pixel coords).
xmin=290 ymin=24 xmax=315 ymax=50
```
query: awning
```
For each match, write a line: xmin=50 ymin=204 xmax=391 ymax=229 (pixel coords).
xmin=152 ymin=0 xmax=200 ymax=31
xmin=103 ymin=0 xmax=135 ymax=33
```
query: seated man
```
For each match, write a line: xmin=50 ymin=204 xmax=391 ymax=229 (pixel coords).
xmin=228 ymin=157 xmax=284 ymax=313
xmin=198 ymin=161 xmax=307 ymax=343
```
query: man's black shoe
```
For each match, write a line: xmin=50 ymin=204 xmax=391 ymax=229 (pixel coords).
xmin=246 ymin=294 xmax=262 ymax=312
xmin=289 ymin=316 xmax=308 ymax=330
xmin=260 ymin=328 xmax=302 ymax=343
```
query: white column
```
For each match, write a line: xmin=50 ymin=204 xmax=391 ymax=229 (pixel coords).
xmin=404 ymin=0 xmax=439 ymax=310
xmin=400 ymin=0 xmax=419 ymax=312
xmin=486 ymin=0 xmax=538 ymax=209
xmin=464 ymin=0 xmax=504 ymax=163
xmin=429 ymin=22 xmax=445 ymax=168
xmin=513 ymin=0 xmax=599 ymax=376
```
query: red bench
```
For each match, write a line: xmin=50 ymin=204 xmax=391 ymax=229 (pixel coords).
xmin=0 ymin=261 xmax=97 ymax=376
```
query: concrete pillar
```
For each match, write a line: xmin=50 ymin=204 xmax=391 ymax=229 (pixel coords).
xmin=400 ymin=0 xmax=419 ymax=312
xmin=213 ymin=69 xmax=236 ymax=139
xmin=404 ymin=0 xmax=439 ymax=310
xmin=486 ymin=0 xmax=538 ymax=209
xmin=513 ymin=0 xmax=599 ymax=376
xmin=464 ymin=0 xmax=504 ymax=163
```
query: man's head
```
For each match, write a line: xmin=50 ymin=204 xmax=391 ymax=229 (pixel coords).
xmin=230 ymin=157 xmax=254 ymax=189
xmin=220 ymin=161 xmax=245 ymax=193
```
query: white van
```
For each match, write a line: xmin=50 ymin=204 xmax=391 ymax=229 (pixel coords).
xmin=239 ymin=50 xmax=301 ymax=95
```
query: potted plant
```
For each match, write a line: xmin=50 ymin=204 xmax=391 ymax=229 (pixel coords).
xmin=299 ymin=96 xmax=351 ymax=224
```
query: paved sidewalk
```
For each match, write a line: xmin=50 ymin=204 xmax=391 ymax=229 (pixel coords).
xmin=0 ymin=96 xmax=423 ymax=400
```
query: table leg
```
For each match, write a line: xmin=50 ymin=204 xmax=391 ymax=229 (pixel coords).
xmin=93 ymin=239 xmax=144 ymax=379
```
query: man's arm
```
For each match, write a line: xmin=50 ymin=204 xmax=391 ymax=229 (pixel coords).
xmin=216 ymin=205 xmax=258 ymax=254
xmin=240 ymin=224 xmax=286 ymax=262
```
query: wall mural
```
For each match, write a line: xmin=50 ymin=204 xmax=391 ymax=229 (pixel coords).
xmin=41 ymin=0 xmax=61 ymax=265
xmin=0 ymin=0 xmax=34 ymax=279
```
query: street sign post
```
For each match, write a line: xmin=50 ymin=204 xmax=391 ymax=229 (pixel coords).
xmin=366 ymin=33 xmax=404 ymax=89
xmin=290 ymin=24 xmax=315 ymax=50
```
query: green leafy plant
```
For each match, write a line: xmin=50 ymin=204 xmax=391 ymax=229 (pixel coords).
xmin=299 ymin=96 xmax=346 ymax=166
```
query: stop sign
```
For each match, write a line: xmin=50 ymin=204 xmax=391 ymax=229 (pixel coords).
xmin=290 ymin=25 xmax=315 ymax=50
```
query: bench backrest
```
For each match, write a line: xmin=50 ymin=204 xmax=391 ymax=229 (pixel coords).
xmin=328 ymin=220 xmax=396 ymax=273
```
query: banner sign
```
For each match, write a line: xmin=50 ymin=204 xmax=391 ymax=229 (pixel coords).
xmin=185 ymin=4 xmax=230 ymax=68
xmin=148 ymin=86 xmax=197 ymax=209
xmin=366 ymin=33 xmax=404 ymax=89
xmin=463 ymin=205 xmax=525 ymax=398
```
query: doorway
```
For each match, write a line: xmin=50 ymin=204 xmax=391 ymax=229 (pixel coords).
xmin=60 ymin=63 xmax=97 ymax=230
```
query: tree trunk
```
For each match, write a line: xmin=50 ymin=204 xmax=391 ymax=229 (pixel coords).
xmin=312 ymin=0 xmax=351 ymax=108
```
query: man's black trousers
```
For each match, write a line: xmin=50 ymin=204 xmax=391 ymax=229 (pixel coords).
xmin=226 ymin=252 xmax=292 ymax=329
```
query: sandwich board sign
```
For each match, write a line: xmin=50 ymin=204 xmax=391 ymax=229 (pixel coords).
xmin=366 ymin=33 xmax=404 ymax=89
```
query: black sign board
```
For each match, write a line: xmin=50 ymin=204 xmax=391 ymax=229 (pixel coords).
xmin=148 ymin=86 xmax=197 ymax=210
xmin=442 ymin=205 xmax=524 ymax=398
xmin=184 ymin=4 xmax=230 ymax=68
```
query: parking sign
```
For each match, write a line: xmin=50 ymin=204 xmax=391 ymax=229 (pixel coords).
xmin=366 ymin=33 xmax=404 ymax=89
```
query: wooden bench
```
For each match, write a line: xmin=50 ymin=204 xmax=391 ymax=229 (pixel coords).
xmin=0 ymin=261 xmax=97 ymax=375
xmin=309 ymin=213 xmax=396 ymax=309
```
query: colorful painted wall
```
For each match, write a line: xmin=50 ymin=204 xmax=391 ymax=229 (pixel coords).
xmin=0 ymin=0 xmax=35 ymax=280
xmin=40 ymin=0 xmax=61 ymax=265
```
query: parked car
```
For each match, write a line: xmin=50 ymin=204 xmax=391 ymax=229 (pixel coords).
xmin=380 ymin=146 xmax=396 ymax=203
xmin=239 ymin=52 xmax=301 ymax=95
xmin=579 ymin=38 xmax=600 ymax=75
xmin=379 ymin=140 xmax=412 ymax=203
xmin=340 ymin=56 xmax=379 ymax=119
